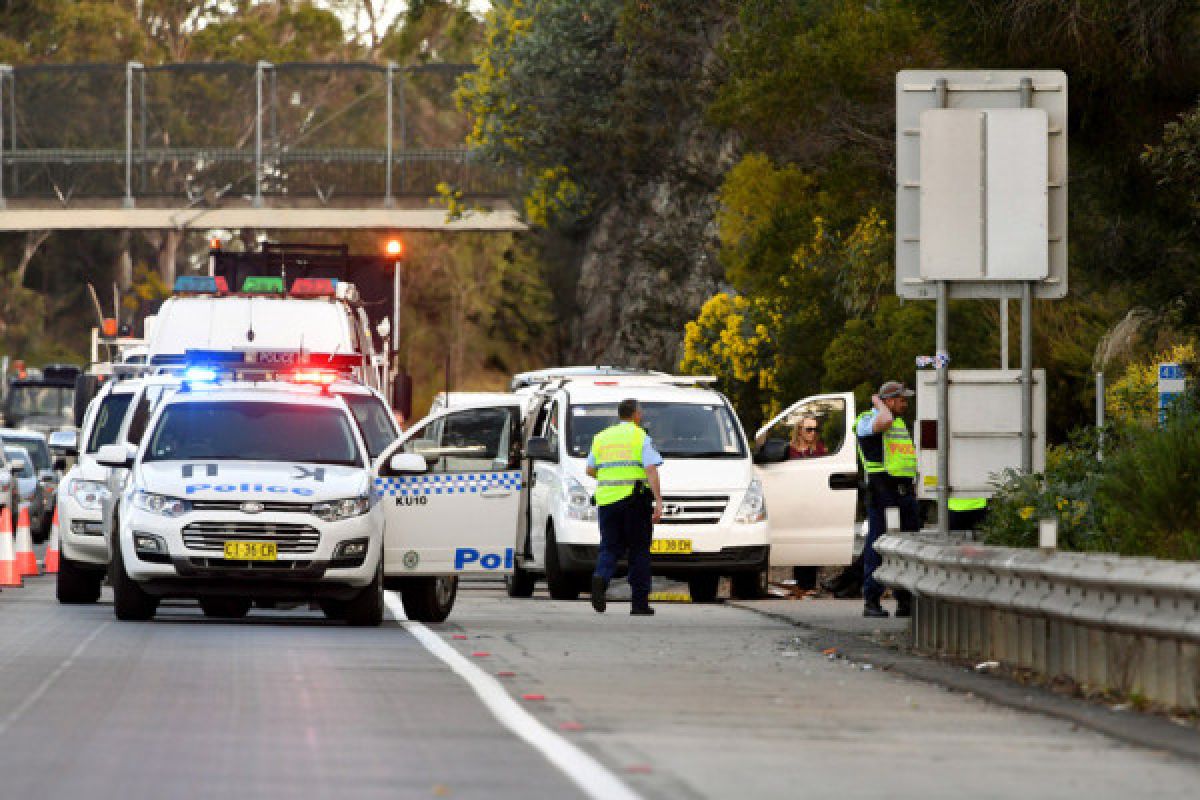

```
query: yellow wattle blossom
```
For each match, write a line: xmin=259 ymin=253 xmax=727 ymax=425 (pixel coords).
xmin=1018 ymin=506 xmax=1035 ymax=521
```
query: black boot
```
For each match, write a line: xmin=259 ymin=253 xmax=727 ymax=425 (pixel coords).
xmin=590 ymin=575 xmax=608 ymax=613
xmin=863 ymin=600 xmax=889 ymax=618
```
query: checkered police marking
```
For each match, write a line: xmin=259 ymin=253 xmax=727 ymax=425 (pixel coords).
xmin=375 ymin=471 xmax=524 ymax=497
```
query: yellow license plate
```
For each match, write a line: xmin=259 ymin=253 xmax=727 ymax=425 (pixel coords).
xmin=650 ymin=538 xmax=692 ymax=555
xmin=223 ymin=541 xmax=277 ymax=561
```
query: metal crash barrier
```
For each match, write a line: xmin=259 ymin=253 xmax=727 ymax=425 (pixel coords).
xmin=875 ymin=534 xmax=1200 ymax=710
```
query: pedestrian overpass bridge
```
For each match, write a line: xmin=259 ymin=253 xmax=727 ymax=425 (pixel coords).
xmin=0 ymin=61 xmax=524 ymax=232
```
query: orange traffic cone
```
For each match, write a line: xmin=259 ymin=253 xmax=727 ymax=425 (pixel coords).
xmin=0 ymin=506 xmax=22 ymax=587
xmin=14 ymin=504 xmax=39 ymax=578
xmin=43 ymin=507 xmax=60 ymax=574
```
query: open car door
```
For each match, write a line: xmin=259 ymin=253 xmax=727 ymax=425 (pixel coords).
xmin=377 ymin=404 xmax=524 ymax=577
xmin=754 ymin=392 xmax=857 ymax=567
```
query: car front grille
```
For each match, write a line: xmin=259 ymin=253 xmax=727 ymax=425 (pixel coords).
xmin=189 ymin=500 xmax=313 ymax=513
xmin=655 ymin=494 xmax=729 ymax=526
xmin=182 ymin=521 xmax=320 ymax=554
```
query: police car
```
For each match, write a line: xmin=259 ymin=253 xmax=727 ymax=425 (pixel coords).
xmin=96 ymin=379 xmax=386 ymax=624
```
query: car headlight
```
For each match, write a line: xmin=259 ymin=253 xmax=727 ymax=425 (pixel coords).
xmin=312 ymin=495 xmax=372 ymax=522
xmin=69 ymin=479 xmax=110 ymax=512
xmin=565 ymin=476 xmax=597 ymax=521
xmin=132 ymin=490 xmax=191 ymax=518
xmin=735 ymin=478 xmax=767 ymax=524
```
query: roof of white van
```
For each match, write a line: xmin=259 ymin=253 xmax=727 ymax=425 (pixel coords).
xmin=560 ymin=381 xmax=727 ymax=406
xmin=148 ymin=296 xmax=352 ymax=355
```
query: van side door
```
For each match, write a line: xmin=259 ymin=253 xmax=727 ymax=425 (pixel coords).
xmin=377 ymin=404 xmax=523 ymax=576
xmin=755 ymin=392 xmax=857 ymax=567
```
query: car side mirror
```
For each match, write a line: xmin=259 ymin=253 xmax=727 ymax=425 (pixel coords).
xmin=53 ymin=457 xmax=68 ymax=473
xmin=525 ymin=436 xmax=557 ymax=462
xmin=96 ymin=443 xmax=134 ymax=469
xmin=754 ymin=438 xmax=790 ymax=465
xmin=387 ymin=453 xmax=428 ymax=474
xmin=49 ymin=430 xmax=79 ymax=457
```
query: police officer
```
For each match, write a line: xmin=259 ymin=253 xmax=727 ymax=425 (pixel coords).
xmin=855 ymin=380 xmax=919 ymax=618
xmin=587 ymin=397 xmax=664 ymax=616
xmin=948 ymin=497 xmax=988 ymax=532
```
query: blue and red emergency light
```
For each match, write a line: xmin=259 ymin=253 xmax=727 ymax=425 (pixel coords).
xmin=179 ymin=349 xmax=364 ymax=390
xmin=173 ymin=276 xmax=229 ymax=295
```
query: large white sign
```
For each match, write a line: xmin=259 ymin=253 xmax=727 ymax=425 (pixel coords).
xmin=897 ymin=70 xmax=1067 ymax=299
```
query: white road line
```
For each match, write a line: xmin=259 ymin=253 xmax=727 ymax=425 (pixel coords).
xmin=385 ymin=593 xmax=642 ymax=800
xmin=0 ymin=621 xmax=110 ymax=737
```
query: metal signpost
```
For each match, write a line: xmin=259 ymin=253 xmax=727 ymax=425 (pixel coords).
xmin=896 ymin=70 xmax=1068 ymax=534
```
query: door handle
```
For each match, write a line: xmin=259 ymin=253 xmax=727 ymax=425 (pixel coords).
xmin=829 ymin=472 xmax=859 ymax=491
xmin=482 ymin=490 xmax=513 ymax=499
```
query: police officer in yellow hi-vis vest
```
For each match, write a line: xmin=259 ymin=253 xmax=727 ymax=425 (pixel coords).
xmin=855 ymin=380 xmax=919 ymax=618
xmin=586 ymin=398 xmax=664 ymax=616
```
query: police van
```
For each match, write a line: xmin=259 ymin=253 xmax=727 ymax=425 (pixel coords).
xmin=97 ymin=380 xmax=388 ymax=624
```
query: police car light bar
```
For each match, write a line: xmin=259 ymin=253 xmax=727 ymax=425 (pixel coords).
xmin=288 ymin=369 xmax=339 ymax=386
xmin=173 ymin=275 xmax=229 ymax=295
xmin=240 ymin=276 xmax=286 ymax=294
xmin=183 ymin=349 xmax=364 ymax=372
xmin=289 ymin=278 xmax=338 ymax=298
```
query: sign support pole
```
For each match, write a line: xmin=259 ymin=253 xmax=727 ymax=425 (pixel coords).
xmin=1018 ymin=77 xmax=1035 ymax=474
xmin=936 ymin=281 xmax=950 ymax=534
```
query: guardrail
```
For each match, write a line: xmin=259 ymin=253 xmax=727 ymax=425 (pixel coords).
xmin=874 ymin=534 xmax=1200 ymax=710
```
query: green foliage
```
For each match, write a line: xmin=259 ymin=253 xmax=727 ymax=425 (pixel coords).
xmin=982 ymin=428 xmax=1108 ymax=552
xmin=1098 ymin=395 xmax=1200 ymax=560
xmin=1106 ymin=342 xmax=1197 ymax=426
xmin=679 ymin=292 xmax=780 ymax=431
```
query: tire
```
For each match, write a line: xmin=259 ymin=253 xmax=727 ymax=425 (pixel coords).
xmin=318 ymin=599 xmax=345 ymax=620
xmin=199 ymin=597 xmax=252 ymax=618
xmin=110 ymin=527 xmax=158 ymax=621
xmin=343 ymin=562 xmax=384 ymax=627
xmin=544 ymin=525 xmax=581 ymax=601
xmin=57 ymin=553 xmax=103 ymax=604
xmin=399 ymin=575 xmax=457 ymax=623
xmin=792 ymin=566 xmax=819 ymax=590
xmin=505 ymin=559 xmax=537 ymax=598
xmin=687 ymin=573 xmax=721 ymax=603
xmin=731 ymin=569 xmax=768 ymax=600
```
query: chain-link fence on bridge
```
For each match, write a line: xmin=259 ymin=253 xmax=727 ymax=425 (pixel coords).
xmin=0 ymin=62 xmax=513 ymax=203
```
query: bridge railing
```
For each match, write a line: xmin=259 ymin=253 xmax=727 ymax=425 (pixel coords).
xmin=0 ymin=62 xmax=516 ymax=205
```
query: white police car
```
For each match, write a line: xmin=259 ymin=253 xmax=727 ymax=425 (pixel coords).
xmin=97 ymin=382 xmax=385 ymax=625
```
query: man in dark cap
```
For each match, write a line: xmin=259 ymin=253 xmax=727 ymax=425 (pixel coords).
xmin=854 ymin=380 xmax=919 ymax=618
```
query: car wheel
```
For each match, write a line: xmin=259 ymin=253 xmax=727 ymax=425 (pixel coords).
xmin=57 ymin=552 xmax=103 ymax=604
xmin=544 ymin=525 xmax=581 ymax=601
xmin=110 ymin=525 xmax=158 ymax=621
xmin=343 ymin=562 xmax=384 ymax=627
xmin=398 ymin=575 xmax=457 ymax=623
xmin=199 ymin=597 xmax=252 ymax=618
xmin=731 ymin=569 xmax=769 ymax=600
xmin=687 ymin=573 xmax=721 ymax=603
xmin=505 ymin=558 xmax=537 ymax=598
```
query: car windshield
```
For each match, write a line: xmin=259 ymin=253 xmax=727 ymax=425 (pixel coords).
xmin=5 ymin=449 xmax=32 ymax=478
xmin=86 ymin=392 xmax=134 ymax=453
xmin=566 ymin=402 xmax=746 ymax=459
xmin=5 ymin=438 xmax=50 ymax=471
xmin=144 ymin=401 xmax=363 ymax=467
xmin=339 ymin=392 xmax=398 ymax=459
xmin=6 ymin=386 xmax=73 ymax=419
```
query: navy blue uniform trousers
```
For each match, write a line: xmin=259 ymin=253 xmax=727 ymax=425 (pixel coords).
xmin=863 ymin=475 xmax=919 ymax=605
xmin=594 ymin=491 xmax=654 ymax=608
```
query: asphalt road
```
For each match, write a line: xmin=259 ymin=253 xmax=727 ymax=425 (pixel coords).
xmin=1 ymin=572 xmax=1198 ymax=800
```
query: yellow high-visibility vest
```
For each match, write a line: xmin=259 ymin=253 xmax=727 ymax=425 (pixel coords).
xmin=591 ymin=422 xmax=648 ymax=506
